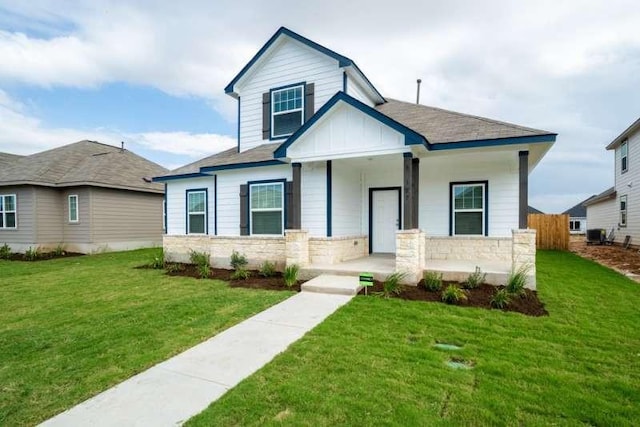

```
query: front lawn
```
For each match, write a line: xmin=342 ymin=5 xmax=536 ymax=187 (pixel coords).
xmin=0 ymin=249 xmax=293 ymax=426
xmin=189 ymin=251 xmax=640 ymax=426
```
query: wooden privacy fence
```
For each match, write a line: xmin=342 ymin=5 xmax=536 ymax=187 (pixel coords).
xmin=528 ymin=214 xmax=569 ymax=250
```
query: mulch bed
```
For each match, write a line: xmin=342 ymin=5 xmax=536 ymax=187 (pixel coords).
xmin=570 ymin=239 xmax=640 ymax=277
xmin=358 ymin=281 xmax=548 ymax=317
xmin=5 ymin=251 xmax=84 ymax=262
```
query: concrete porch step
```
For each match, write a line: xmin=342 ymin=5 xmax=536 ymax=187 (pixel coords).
xmin=301 ymin=274 xmax=363 ymax=296
xmin=299 ymin=267 xmax=389 ymax=283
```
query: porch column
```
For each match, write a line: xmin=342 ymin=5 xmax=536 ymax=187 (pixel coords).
xmin=519 ymin=151 xmax=529 ymax=229
xmin=292 ymin=162 xmax=302 ymax=229
xmin=403 ymin=153 xmax=413 ymax=229
xmin=412 ymin=158 xmax=419 ymax=228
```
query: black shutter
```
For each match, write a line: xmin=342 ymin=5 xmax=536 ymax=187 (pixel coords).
xmin=262 ymin=92 xmax=271 ymax=140
xmin=285 ymin=181 xmax=294 ymax=230
xmin=240 ymin=184 xmax=249 ymax=235
xmin=304 ymin=83 xmax=315 ymax=122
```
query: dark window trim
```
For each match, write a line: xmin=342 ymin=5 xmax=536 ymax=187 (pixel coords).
xmin=185 ymin=188 xmax=208 ymax=235
xmin=449 ymin=180 xmax=489 ymax=236
xmin=269 ymin=81 xmax=306 ymax=140
xmin=368 ymin=187 xmax=402 ymax=254
xmin=247 ymin=178 xmax=287 ymax=236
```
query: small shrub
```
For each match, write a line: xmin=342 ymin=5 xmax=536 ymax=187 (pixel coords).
xmin=464 ymin=266 xmax=486 ymax=289
xmin=259 ymin=260 xmax=276 ymax=277
xmin=230 ymin=250 xmax=248 ymax=271
xmin=490 ymin=288 xmax=511 ymax=309
xmin=24 ymin=247 xmax=40 ymax=261
xmin=283 ymin=264 xmax=300 ymax=288
xmin=231 ymin=267 xmax=250 ymax=280
xmin=441 ymin=284 xmax=468 ymax=305
xmin=0 ymin=243 xmax=11 ymax=260
xmin=189 ymin=250 xmax=210 ymax=279
xmin=505 ymin=264 xmax=530 ymax=296
xmin=381 ymin=271 xmax=406 ymax=298
xmin=423 ymin=271 xmax=443 ymax=291
xmin=165 ymin=262 xmax=184 ymax=274
xmin=148 ymin=248 xmax=164 ymax=269
xmin=53 ymin=244 xmax=66 ymax=257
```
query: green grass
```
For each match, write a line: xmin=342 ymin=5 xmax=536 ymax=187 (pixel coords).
xmin=188 ymin=251 xmax=640 ymax=426
xmin=0 ymin=249 xmax=293 ymax=426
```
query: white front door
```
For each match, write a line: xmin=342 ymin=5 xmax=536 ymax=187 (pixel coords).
xmin=371 ymin=189 xmax=400 ymax=253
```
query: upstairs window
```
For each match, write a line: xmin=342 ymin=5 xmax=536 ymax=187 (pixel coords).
xmin=68 ymin=195 xmax=79 ymax=223
xmin=0 ymin=194 xmax=17 ymax=229
xmin=620 ymin=195 xmax=627 ymax=227
xmin=621 ymin=140 xmax=628 ymax=173
xmin=451 ymin=183 xmax=486 ymax=236
xmin=187 ymin=190 xmax=207 ymax=234
xmin=271 ymin=84 xmax=304 ymax=138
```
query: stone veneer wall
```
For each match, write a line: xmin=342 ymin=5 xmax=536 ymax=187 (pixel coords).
xmin=511 ymin=229 xmax=537 ymax=288
xmin=308 ymin=235 xmax=368 ymax=264
xmin=424 ymin=236 xmax=512 ymax=262
xmin=163 ymin=235 xmax=286 ymax=270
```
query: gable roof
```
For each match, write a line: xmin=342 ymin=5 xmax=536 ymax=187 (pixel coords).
xmin=606 ymin=116 xmax=640 ymax=150
xmin=0 ymin=141 xmax=168 ymax=193
xmin=528 ymin=206 xmax=544 ymax=214
xmin=154 ymin=143 xmax=283 ymax=181
xmin=0 ymin=152 xmax=23 ymax=169
xmin=562 ymin=196 xmax=595 ymax=217
xmin=583 ymin=187 xmax=616 ymax=207
xmin=224 ymin=27 xmax=384 ymax=103
xmin=377 ymin=99 xmax=556 ymax=148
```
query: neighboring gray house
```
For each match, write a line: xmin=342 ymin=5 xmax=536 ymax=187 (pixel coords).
xmin=0 ymin=140 xmax=168 ymax=253
xmin=528 ymin=206 xmax=544 ymax=215
xmin=563 ymin=198 xmax=590 ymax=234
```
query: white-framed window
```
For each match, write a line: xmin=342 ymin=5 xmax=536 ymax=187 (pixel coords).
xmin=271 ymin=84 xmax=304 ymax=138
xmin=68 ymin=195 xmax=79 ymax=223
xmin=162 ymin=199 xmax=166 ymax=232
xmin=569 ymin=220 xmax=581 ymax=231
xmin=0 ymin=194 xmax=17 ymax=229
xmin=621 ymin=140 xmax=628 ymax=173
xmin=250 ymin=182 xmax=284 ymax=235
xmin=187 ymin=190 xmax=207 ymax=234
xmin=620 ymin=195 xmax=627 ymax=227
xmin=452 ymin=183 xmax=486 ymax=236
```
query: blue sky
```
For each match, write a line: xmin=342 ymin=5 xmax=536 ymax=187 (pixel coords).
xmin=0 ymin=0 xmax=639 ymax=212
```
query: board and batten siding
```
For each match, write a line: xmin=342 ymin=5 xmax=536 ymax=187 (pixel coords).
xmin=166 ymin=176 xmax=216 ymax=236
xmin=217 ymin=165 xmax=292 ymax=236
xmin=614 ymin=128 xmax=640 ymax=241
xmin=586 ymin=199 xmax=617 ymax=232
xmin=300 ymin=161 xmax=326 ymax=237
xmin=236 ymin=38 xmax=343 ymax=152
xmin=62 ymin=187 xmax=92 ymax=244
xmin=90 ymin=187 xmax=163 ymax=243
xmin=0 ymin=185 xmax=35 ymax=244
xmin=331 ymin=160 xmax=362 ymax=236
xmin=34 ymin=187 xmax=63 ymax=244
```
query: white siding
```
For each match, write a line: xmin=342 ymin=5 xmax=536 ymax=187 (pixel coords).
xmin=332 ymin=160 xmax=362 ymax=236
xmin=419 ymin=149 xmax=520 ymax=237
xmin=237 ymin=38 xmax=343 ymax=152
xmin=346 ymin=76 xmax=375 ymax=107
xmin=586 ymin=199 xmax=617 ymax=232
xmin=361 ymin=156 xmax=404 ymax=236
xmin=301 ymin=161 xmax=326 ymax=237
xmin=216 ymin=165 xmax=292 ymax=236
xmin=287 ymin=102 xmax=406 ymax=162
xmin=614 ymin=128 xmax=640 ymax=241
xmin=166 ymin=177 xmax=216 ymax=236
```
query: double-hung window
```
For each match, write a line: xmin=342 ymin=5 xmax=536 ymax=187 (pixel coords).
xmin=0 ymin=194 xmax=17 ymax=229
xmin=620 ymin=195 xmax=627 ymax=227
xmin=452 ymin=183 xmax=486 ymax=235
xmin=187 ymin=190 xmax=207 ymax=234
xmin=621 ymin=140 xmax=628 ymax=173
xmin=250 ymin=182 xmax=284 ymax=235
xmin=271 ymin=84 xmax=304 ymax=138
xmin=569 ymin=220 xmax=581 ymax=231
xmin=68 ymin=195 xmax=79 ymax=223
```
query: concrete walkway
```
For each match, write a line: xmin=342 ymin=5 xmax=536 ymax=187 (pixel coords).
xmin=41 ymin=290 xmax=352 ymax=427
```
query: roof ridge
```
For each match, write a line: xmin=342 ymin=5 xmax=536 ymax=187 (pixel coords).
xmin=384 ymin=98 xmax=555 ymax=136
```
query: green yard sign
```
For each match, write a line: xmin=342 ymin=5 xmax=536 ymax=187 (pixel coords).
xmin=360 ymin=273 xmax=374 ymax=295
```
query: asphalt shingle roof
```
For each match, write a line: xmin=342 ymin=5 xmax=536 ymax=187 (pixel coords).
xmin=168 ymin=143 xmax=281 ymax=176
xmin=376 ymin=99 xmax=555 ymax=144
xmin=562 ymin=197 xmax=593 ymax=217
xmin=0 ymin=141 xmax=168 ymax=193
xmin=0 ymin=152 xmax=23 ymax=169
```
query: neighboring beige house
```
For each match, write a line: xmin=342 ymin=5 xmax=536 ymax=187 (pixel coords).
xmin=0 ymin=140 xmax=168 ymax=253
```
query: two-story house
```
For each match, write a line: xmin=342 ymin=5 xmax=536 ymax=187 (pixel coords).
xmin=155 ymin=27 xmax=557 ymax=287
xmin=585 ymin=117 xmax=640 ymax=243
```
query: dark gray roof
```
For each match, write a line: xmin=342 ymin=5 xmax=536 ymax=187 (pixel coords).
xmin=583 ymin=187 xmax=616 ymax=207
xmin=0 ymin=152 xmax=23 ymax=169
xmin=528 ymin=206 xmax=544 ymax=214
xmin=167 ymin=143 xmax=281 ymax=176
xmin=0 ymin=141 xmax=168 ymax=193
xmin=562 ymin=196 xmax=595 ymax=217
xmin=376 ymin=99 xmax=555 ymax=144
